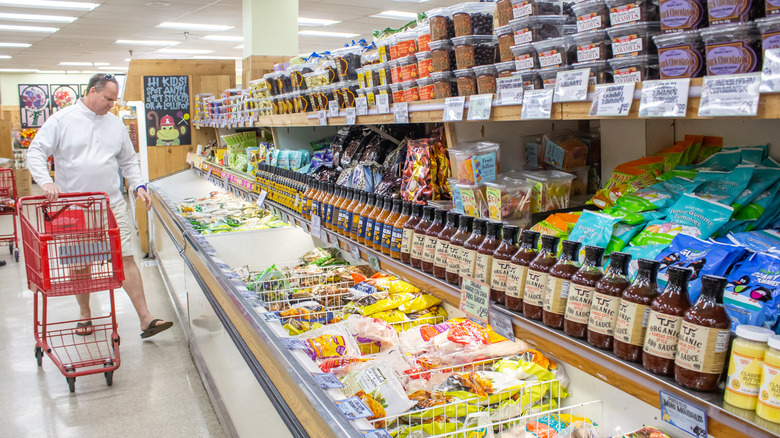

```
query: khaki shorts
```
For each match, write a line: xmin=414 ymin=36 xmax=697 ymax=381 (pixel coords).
xmin=111 ymin=202 xmax=134 ymax=258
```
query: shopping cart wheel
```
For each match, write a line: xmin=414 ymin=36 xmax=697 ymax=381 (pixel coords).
xmin=66 ymin=377 xmax=76 ymax=393
xmin=104 ymin=370 xmax=114 ymax=386
xmin=14 ymin=249 xmax=19 ymax=262
xmin=8 ymin=242 xmax=11 ymax=254
xmin=34 ymin=346 xmax=43 ymax=366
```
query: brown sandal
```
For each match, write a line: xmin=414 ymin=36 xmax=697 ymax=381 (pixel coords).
xmin=75 ymin=321 xmax=93 ymax=336
xmin=140 ymin=319 xmax=173 ymax=339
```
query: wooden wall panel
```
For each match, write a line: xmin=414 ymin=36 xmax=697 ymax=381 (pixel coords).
xmin=241 ymin=55 xmax=293 ymax=85
xmin=0 ymin=119 xmax=11 ymax=160
xmin=147 ymin=144 xmax=196 ymax=180
xmin=125 ymin=59 xmax=236 ymax=102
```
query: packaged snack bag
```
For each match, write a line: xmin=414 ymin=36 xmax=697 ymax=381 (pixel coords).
xmin=731 ymin=167 xmax=780 ymax=212
xmin=662 ymin=194 xmax=734 ymax=238
xmin=724 ymin=252 xmax=780 ymax=331
xmin=689 ymin=149 xmax=741 ymax=171
xmin=721 ymin=230 xmax=780 ymax=253
xmin=616 ymin=177 xmax=700 ymax=212
xmin=657 ymin=168 xmax=700 ymax=181
xmin=622 ymin=244 xmax=670 ymax=279
xmin=683 ymin=134 xmax=704 ymax=166
xmin=735 ymin=179 xmax=780 ymax=221
xmin=568 ymin=210 xmax=621 ymax=257
xmin=654 ymin=142 xmax=689 ymax=172
xmin=692 ymin=165 xmax=754 ymax=205
xmin=692 ymin=135 xmax=723 ymax=164
xmin=603 ymin=205 xmax=665 ymax=225
xmin=606 ymin=223 xmax=643 ymax=253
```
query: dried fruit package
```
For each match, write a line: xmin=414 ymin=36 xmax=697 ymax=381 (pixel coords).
xmin=401 ymin=130 xmax=450 ymax=203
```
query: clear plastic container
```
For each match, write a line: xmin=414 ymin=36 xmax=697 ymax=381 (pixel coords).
xmin=510 ymin=0 xmax=565 ymax=19
xmin=447 ymin=178 xmax=465 ymax=212
xmin=523 ymin=170 xmax=577 ymax=213
xmin=497 ymin=0 xmax=517 ymax=26
xmin=453 ymin=35 xmax=499 ymax=69
xmin=510 ymin=15 xmax=569 ymax=47
xmin=429 ymin=39 xmax=456 ymax=72
xmin=654 ymin=31 xmax=705 ymax=78
xmin=474 ymin=64 xmax=498 ymax=94
xmin=291 ymin=62 xmax=315 ymax=91
xmin=389 ymin=82 xmax=405 ymax=103
xmin=386 ymin=34 xmax=399 ymax=61
xmin=376 ymin=84 xmax=393 ymax=104
xmin=573 ymin=0 xmax=610 ymax=33
xmin=333 ymin=46 xmax=363 ymax=80
xmin=700 ymin=22 xmax=761 ymax=76
xmin=496 ymin=24 xmax=517 ymax=62
xmin=340 ymin=80 xmax=359 ymax=108
xmin=417 ymin=77 xmax=435 ymax=101
xmin=454 ymin=67 xmax=478 ymax=96
xmin=757 ymin=16 xmax=780 ymax=50
xmin=511 ymin=44 xmax=540 ymax=71
xmin=303 ymin=70 xmax=329 ymax=89
xmin=396 ymin=31 xmax=419 ymax=58
xmin=456 ymin=183 xmax=489 ymax=218
xmin=388 ymin=59 xmax=401 ymax=84
xmin=428 ymin=7 xmax=455 ymax=41
xmin=521 ymin=69 xmax=543 ymax=89
xmin=375 ymin=62 xmax=391 ymax=86
xmin=572 ymin=60 xmax=612 ymax=84
xmin=496 ymin=60 xmax=518 ymax=78
xmin=452 ymin=2 xmax=496 ymax=37
xmin=660 ymin=0 xmax=707 ymax=33
xmin=415 ymin=51 xmax=433 ymax=78
xmin=532 ymin=37 xmax=575 ymax=69
xmin=572 ymin=30 xmax=612 ymax=62
xmin=417 ymin=24 xmax=432 ymax=52
xmin=538 ymin=65 xmax=571 ymax=88
xmin=485 ymin=177 xmax=534 ymax=222
xmin=399 ymin=55 xmax=420 ymax=81
xmin=431 ymin=71 xmax=458 ymax=98
xmin=449 ymin=142 xmax=502 ymax=184
xmin=608 ymin=54 xmax=660 ymax=82
xmin=707 ymin=0 xmax=763 ymax=25
xmin=605 ymin=0 xmax=660 ymax=26
xmin=522 ymin=135 xmax=545 ymax=169
xmin=401 ymin=80 xmax=420 ymax=102
xmin=607 ymin=22 xmax=660 ymax=58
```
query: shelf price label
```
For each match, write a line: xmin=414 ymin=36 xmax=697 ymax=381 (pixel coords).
xmin=496 ymin=76 xmax=525 ymax=105
xmin=460 ymin=276 xmax=490 ymax=323
xmin=345 ymin=107 xmax=357 ymax=125
xmin=310 ymin=214 xmax=323 ymax=240
xmin=553 ymin=68 xmax=590 ymax=102
xmin=368 ymin=254 xmax=381 ymax=271
xmin=349 ymin=243 xmax=361 ymax=261
xmin=589 ymin=82 xmax=636 ymax=117
xmin=394 ymin=102 xmax=409 ymax=124
xmin=361 ymin=430 xmax=393 ymax=438
xmin=256 ymin=190 xmax=268 ymax=207
xmin=521 ymin=89 xmax=554 ymax=120
xmin=311 ymin=372 xmax=345 ymax=389
xmin=638 ymin=79 xmax=690 ymax=118
xmin=280 ymin=337 xmax=308 ymax=350
xmin=443 ymin=96 xmax=466 ymax=121
xmin=335 ymin=396 xmax=374 ymax=420
xmin=355 ymin=96 xmax=369 ymax=116
xmin=699 ymin=72 xmax=761 ymax=117
xmin=659 ymin=391 xmax=707 ymax=438
xmin=489 ymin=309 xmax=515 ymax=342
xmin=328 ymin=100 xmax=340 ymax=118
xmin=318 ymin=110 xmax=328 ymax=126
xmin=761 ymin=48 xmax=780 ymax=93
xmin=376 ymin=93 xmax=391 ymax=114
xmin=467 ymin=94 xmax=493 ymax=120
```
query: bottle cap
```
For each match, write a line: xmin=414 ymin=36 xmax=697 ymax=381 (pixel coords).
xmin=736 ymin=325 xmax=773 ymax=343
xmin=769 ymin=334 xmax=780 ymax=350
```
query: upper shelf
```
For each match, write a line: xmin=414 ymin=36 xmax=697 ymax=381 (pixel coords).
xmin=193 ymin=78 xmax=780 ymax=129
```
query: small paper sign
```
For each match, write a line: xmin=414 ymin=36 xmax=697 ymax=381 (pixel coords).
xmin=280 ymin=337 xmax=308 ymax=350
xmin=256 ymin=190 xmax=267 ymax=207
xmin=699 ymin=73 xmax=761 ymax=117
xmin=345 ymin=107 xmax=357 ymax=125
xmin=496 ymin=76 xmax=525 ymax=105
xmin=659 ymin=391 xmax=707 ymax=438
xmin=318 ymin=110 xmax=328 ymax=126
xmin=349 ymin=243 xmax=361 ymax=261
xmin=311 ymin=214 xmax=323 ymax=240
xmin=589 ymin=82 xmax=636 ymax=117
xmin=460 ymin=276 xmax=490 ymax=323
xmin=761 ymin=48 xmax=780 ymax=93
xmin=521 ymin=89 xmax=554 ymax=120
xmin=639 ymin=78 xmax=690 ymax=118
xmin=335 ymin=397 xmax=374 ymax=420
xmin=490 ymin=309 xmax=515 ymax=342
xmin=553 ymin=68 xmax=590 ymax=102
xmin=376 ymin=93 xmax=391 ymax=114
xmin=355 ymin=96 xmax=369 ymax=115
xmin=311 ymin=372 xmax=345 ymax=389
xmin=361 ymin=430 xmax=393 ymax=438
xmin=467 ymin=94 xmax=493 ymax=120
xmin=443 ymin=96 xmax=466 ymax=121
xmin=328 ymin=100 xmax=340 ymax=118
xmin=368 ymin=254 xmax=381 ymax=271
xmin=393 ymin=102 xmax=409 ymax=124
xmin=260 ymin=312 xmax=280 ymax=323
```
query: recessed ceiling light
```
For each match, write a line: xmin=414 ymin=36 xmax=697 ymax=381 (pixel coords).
xmin=190 ymin=56 xmax=240 ymax=60
xmin=59 ymin=61 xmax=109 ymax=66
xmin=0 ymin=12 xmax=76 ymax=23
xmin=298 ymin=17 xmax=340 ymax=26
xmin=146 ymin=1 xmax=169 ymax=6
xmin=115 ymin=39 xmax=179 ymax=46
xmin=370 ymin=10 xmax=419 ymax=20
xmin=0 ymin=55 xmax=11 ymax=59
xmin=233 ymin=44 xmax=243 ymax=49
xmin=0 ymin=24 xmax=58 ymax=32
xmin=299 ymin=30 xmax=359 ymax=38
xmin=200 ymin=35 xmax=243 ymax=42
xmin=157 ymin=48 xmax=214 ymax=54
xmin=0 ymin=0 xmax=98 ymax=10
xmin=0 ymin=42 xmax=30 ymax=47
xmin=157 ymin=22 xmax=233 ymax=32
xmin=0 ymin=68 xmax=38 ymax=72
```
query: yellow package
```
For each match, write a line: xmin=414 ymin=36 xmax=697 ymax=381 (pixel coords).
xmin=398 ymin=294 xmax=442 ymax=314
xmin=371 ymin=309 xmax=408 ymax=324
xmin=397 ymin=306 xmax=448 ymax=332
xmin=305 ymin=335 xmax=350 ymax=359
xmin=283 ymin=320 xmax=324 ymax=336
xmin=389 ymin=279 xmax=420 ymax=295
xmin=346 ymin=292 xmax=417 ymax=316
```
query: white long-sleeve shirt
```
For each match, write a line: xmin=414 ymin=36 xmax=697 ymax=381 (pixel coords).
xmin=27 ymin=100 xmax=144 ymax=206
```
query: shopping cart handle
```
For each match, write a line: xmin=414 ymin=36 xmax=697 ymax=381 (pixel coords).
xmin=43 ymin=200 xmax=97 ymax=222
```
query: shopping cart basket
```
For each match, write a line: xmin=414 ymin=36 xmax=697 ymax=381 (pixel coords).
xmin=0 ymin=168 xmax=19 ymax=262
xmin=19 ymin=192 xmax=125 ymax=392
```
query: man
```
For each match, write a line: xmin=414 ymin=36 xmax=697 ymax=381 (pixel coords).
xmin=27 ymin=73 xmax=173 ymax=339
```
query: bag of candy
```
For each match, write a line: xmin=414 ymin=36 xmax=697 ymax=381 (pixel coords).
xmin=616 ymin=177 xmax=700 ymax=213
xmin=724 ymin=252 xmax=780 ymax=332
xmin=692 ymin=165 xmax=754 ymax=205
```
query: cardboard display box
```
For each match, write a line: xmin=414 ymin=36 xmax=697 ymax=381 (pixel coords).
xmin=14 ymin=168 xmax=30 ymax=197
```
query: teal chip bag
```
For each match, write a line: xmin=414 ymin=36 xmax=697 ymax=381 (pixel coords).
xmin=657 ymin=168 xmax=699 ymax=181
xmin=741 ymin=147 xmax=766 ymax=164
xmin=568 ymin=210 xmax=621 ymax=259
xmin=735 ymin=179 xmax=780 ymax=221
xmin=693 ymin=149 xmax=742 ymax=171
xmin=692 ymin=165 xmax=754 ymax=205
xmin=665 ymin=193 xmax=734 ymax=239
xmin=731 ymin=167 xmax=780 ymax=212
xmin=763 ymin=157 xmax=780 ymax=168
xmin=623 ymin=244 xmax=670 ymax=279
xmin=606 ymin=223 xmax=642 ymax=253
xmin=616 ymin=177 xmax=700 ymax=213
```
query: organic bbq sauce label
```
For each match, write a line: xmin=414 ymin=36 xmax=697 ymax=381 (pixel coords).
xmin=705 ymin=41 xmax=758 ymax=75
xmin=474 ymin=253 xmax=493 ymax=284
xmin=588 ymin=292 xmax=622 ymax=336
xmin=506 ymin=264 xmax=529 ymax=299
xmin=675 ymin=321 xmax=730 ymax=373
xmin=661 ymin=0 xmax=705 ymax=31
xmin=614 ymin=301 xmax=651 ymax=346
xmin=491 ymin=260 xmax=512 ymax=292
xmin=659 ymin=44 xmax=704 ymax=78
xmin=401 ymin=228 xmax=414 ymax=253
xmin=410 ymin=233 xmax=426 ymax=260
xmin=434 ymin=240 xmax=450 ymax=268
xmin=422 ymin=235 xmax=438 ymax=263
xmin=460 ymin=249 xmax=478 ymax=278
xmin=446 ymin=245 xmax=461 ymax=274
xmin=524 ymin=269 xmax=547 ymax=306
xmin=643 ymin=311 xmax=683 ymax=359
xmin=565 ymin=284 xmax=595 ymax=324
xmin=544 ymin=276 xmax=571 ymax=315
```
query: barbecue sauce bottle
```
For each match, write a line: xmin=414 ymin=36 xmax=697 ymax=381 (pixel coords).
xmin=363 ymin=195 xmax=383 ymax=249
xmin=564 ymin=245 xmax=605 ymax=339
xmin=474 ymin=222 xmax=502 ymax=287
xmin=506 ymin=231 xmax=540 ymax=313
xmin=642 ymin=266 xmax=693 ymax=376
xmin=421 ymin=209 xmax=446 ymax=274
xmin=410 ymin=206 xmax=434 ymax=269
xmin=614 ymin=259 xmax=661 ymax=363
xmin=400 ymin=204 xmax=422 ymax=264
xmin=459 ymin=219 xmax=487 ymax=286
xmin=588 ymin=251 xmax=632 ymax=350
xmin=523 ymin=235 xmax=560 ymax=321
xmin=372 ymin=196 xmax=391 ymax=251
xmin=446 ymin=215 xmax=473 ymax=285
xmin=675 ymin=275 xmax=732 ymax=391
xmin=349 ymin=191 xmax=367 ymax=241
xmin=380 ymin=199 xmax=402 ymax=255
xmin=543 ymin=240 xmax=582 ymax=329
xmin=357 ymin=193 xmax=376 ymax=245
xmin=330 ymin=187 xmax=344 ymax=231
xmin=490 ymin=225 xmax=519 ymax=305
xmin=390 ymin=201 xmax=411 ymax=260
xmin=433 ymin=212 xmax=460 ymax=279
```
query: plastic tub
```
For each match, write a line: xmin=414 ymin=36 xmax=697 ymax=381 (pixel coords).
xmin=453 ymin=35 xmax=499 ymax=69
xmin=449 ymin=142 xmax=501 ymax=184
xmin=496 ymin=60 xmax=518 ymax=78
xmin=572 ymin=30 xmax=612 ymax=62
xmin=456 ymin=183 xmax=489 ymax=218
xmin=333 ymin=46 xmax=363 ymax=80
xmin=573 ymin=0 xmax=610 ymax=33
xmin=291 ymin=62 xmax=315 ymax=91
xmin=538 ymin=65 xmax=571 ymax=88
xmin=654 ymin=31 xmax=705 ymax=78
xmin=428 ymin=7 xmax=455 ymax=41
xmin=607 ymin=22 xmax=660 ymax=58
xmin=417 ymin=77 xmax=435 ymax=101
xmin=399 ymin=55 xmax=420 ymax=81
xmin=523 ymin=170 xmax=576 ymax=213
xmin=429 ymin=39 xmax=455 ymax=72
xmin=605 ymin=0 xmax=660 ymax=26
xmin=496 ymin=24 xmax=516 ymax=62
xmin=454 ymin=68 xmax=478 ymax=97
xmin=608 ymin=54 xmax=660 ymax=82
xmin=447 ymin=178 xmax=465 ymax=213
xmin=375 ymin=62 xmax=391 ymax=86
xmin=417 ymin=24 xmax=432 ymax=52
xmin=511 ymin=44 xmax=540 ymax=71
xmin=700 ymin=23 xmax=761 ymax=76
xmin=572 ymin=60 xmax=612 ymax=84
xmin=497 ymin=0 xmax=516 ymax=26
xmin=532 ymin=36 xmax=575 ymax=69
xmin=769 ymin=0 xmax=780 ymax=16
xmin=356 ymin=67 xmax=368 ymax=89
xmin=431 ymin=71 xmax=458 ymax=98
xmin=757 ymin=16 xmax=780 ymax=50
xmin=396 ymin=31 xmax=419 ymax=58
xmin=401 ymin=80 xmax=420 ymax=102
xmin=485 ymin=177 xmax=534 ymax=222
xmin=415 ymin=51 xmax=433 ymax=78
xmin=452 ymin=2 xmax=496 ymax=36
xmin=389 ymin=82 xmax=405 ymax=103
xmin=474 ymin=65 xmax=498 ymax=94
xmin=659 ymin=0 xmax=706 ymax=33
xmin=510 ymin=15 xmax=568 ymax=46
xmin=707 ymin=0 xmax=762 ymax=25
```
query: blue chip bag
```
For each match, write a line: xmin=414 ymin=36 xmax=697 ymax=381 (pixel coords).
xmin=732 ymin=167 xmax=780 ymax=213
xmin=724 ymin=252 xmax=780 ymax=332
xmin=568 ymin=210 xmax=621 ymax=259
xmin=693 ymin=165 xmax=754 ymax=205
xmin=656 ymin=234 xmax=746 ymax=303
xmin=722 ymin=146 xmax=767 ymax=164
xmin=623 ymin=244 xmax=670 ymax=279
xmin=721 ymin=230 xmax=780 ymax=253
xmin=616 ymin=177 xmax=700 ymax=213
xmin=690 ymin=149 xmax=742 ymax=171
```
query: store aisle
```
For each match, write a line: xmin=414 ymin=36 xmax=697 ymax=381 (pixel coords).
xmin=0 ymin=187 xmax=226 ymax=438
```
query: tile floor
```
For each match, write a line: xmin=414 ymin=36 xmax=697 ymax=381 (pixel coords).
xmin=0 ymin=186 xmax=226 ymax=437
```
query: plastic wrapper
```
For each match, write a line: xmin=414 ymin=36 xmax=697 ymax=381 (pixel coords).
xmin=434 ymin=371 xmax=524 ymax=406
xmin=298 ymin=324 xmax=362 ymax=362
xmin=524 ymin=171 xmax=577 ymax=213
xmin=401 ymin=132 xmax=450 ymax=203
xmin=301 ymin=247 xmax=342 ymax=266
xmin=342 ymin=355 xmax=416 ymax=426
xmin=457 ymin=183 xmax=489 ymax=218
xmin=568 ymin=210 xmax=621 ymax=256
xmin=485 ymin=177 xmax=534 ymax=222
xmin=493 ymin=349 xmax=570 ymax=396
xmin=555 ymin=421 xmax=599 ymax=438
xmin=631 ymin=194 xmax=733 ymax=246
xmin=449 ymin=142 xmax=501 ymax=184
xmin=731 ymin=167 xmax=780 ymax=213
xmin=692 ymin=165 xmax=754 ymax=205
xmin=346 ymin=315 xmax=399 ymax=354
xmin=610 ymin=426 xmax=673 ymax=438
xmin=616 ymin=177 xmax=700 ymax=212
xmin=344 ymin=292 xmax=417 ymax=316
xmin=724 ymin=252 xmax=780 ymax=332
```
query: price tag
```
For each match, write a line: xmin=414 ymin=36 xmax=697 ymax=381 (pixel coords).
xmin=318 ymin=110 xmax=328 ymax=126
xmin=521 ymin=89 xmax=554 ymax=120
xmin=761 ymin=48 xmax=780 ymax=93
xmin=361 ymin=430 xmax=393 ymax=438
xmin=328 ymin=100 xmax=340 ymax=118
xmin=460 ymin=276 xmax=490 ymax=323
xmin=345 ymin=107 xmax=357 ymax=125
xmin=355 ymin=96 xmax=369 ymax=116
xmin=489 ymin=309 xmax=515 ymax=342
xmin=376 ymin=93 xmax=391 ymax=114
xmin=589 ymin=82 xmax=636 ymax=117
xmin=207 ymin=169 xmax=212 ymax=179
xmin=334 ymin=396 xmax=374 ymax=420
xmin=639 ymin=79 xmax=690 ymax=118
xmin=260 ymin=312 xmax=280 ymax=323
xmin=256 ymin=190 xmax=268 ymax=207
xmin=311 ymin=214 xmax=322 ymax=239
xmin=311 ymin=372 xmax=345 ymax=389
xmin=553 ymin=68 xmax=590 ymax=102
xmin=699 ymin=73 xmax=761 ymax=117
xmin=659 ymin=391 xmax=707 ymax=438
xmin=393 ymin=102 xmax=409 ymax=123
xmin=349 ymin=243 xmax=361 ymax=261
xmin=467 ymin=94 xmax=493 ymax=120
xmin=496 ymin=76 xmax=525 ymax=105
xmin=443 ymin=96 xmax=466 ymax=121
xmin=280 ymin=337 xmax=308 ymax=350
xmin=368 ymin=254 xmax=381 ymax=271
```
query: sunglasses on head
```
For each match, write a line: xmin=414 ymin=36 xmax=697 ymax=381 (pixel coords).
xmin=103 ymin=74 xmax=113 ymax=80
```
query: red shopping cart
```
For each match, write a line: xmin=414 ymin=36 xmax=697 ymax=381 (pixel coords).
xmin=0 ymin=168 xmax=19 ymax=262
xmin=19 ymin=192 xmax=124 ymax=392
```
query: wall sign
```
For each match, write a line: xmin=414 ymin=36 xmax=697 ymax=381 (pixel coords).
xmin=143 ymin=75 xmax=191 ymax=146
xmin=19 ymin=84 xmax=50 ymax=128
xmin=50 ymin=84 xmax=79 ymax=113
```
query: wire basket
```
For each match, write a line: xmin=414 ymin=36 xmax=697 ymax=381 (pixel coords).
xmin=244 ymin=263 xmax=355 ymax=311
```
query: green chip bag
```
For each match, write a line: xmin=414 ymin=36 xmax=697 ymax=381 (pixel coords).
xmin=616 ymin=177 xmax=700 ymax=212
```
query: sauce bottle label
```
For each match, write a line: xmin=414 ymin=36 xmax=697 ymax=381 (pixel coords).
xmin=460 ymin=249 xmax=478 ymax=278
xmin=446 ymin=245 xmax=461 ymax=274
xmin=490 ymin=260 xmax=512 ymax=292
xmin=357 ymin=215 xmax=368 ymax=238
xmin=675 ymin=321 xmax=731 ymax=374
xmin=434 ymin=240 xmax=450 ymax=268
xmin=643 ymin=311 xmax=684 ymax=360
xmin=391 ymin=227 xmax=404 ymax=252
xmin=565 ymin=284 xmax=595 ymax=324
xmin=524 ymin=269 xmax=547 ymax=306
xmin=350 ymin=214 xmax=361 ymax=235
xmin=588 ymin=292 xmax=621 ymax=336
xmin=381 ymin=225 xmax=394 ymax=249
xmin=411 ymin=234 xmax=426 ymax=260
xmin=401 ymin=228 xmax=414 ymax=253
xmin=727 ymin=352 xmax=764 ymax=397
xmin=544 ymin=276 xmax=570 ymax=315
xmin=474 ymin=253 xmax=493 ymax=284
xmin=364 ymin=219 xmax=376 ymax=243
xmin=759 ymin=362 xmax=780 ymax=408
xmin=373 ymin=223 xmax=384 ymax=245
xmin=506 ymin=264 xmax=529 ymax=299
xmin=614 ymin=301 xmax=650 ymax=346
xmin=422 ymin=235 xmax=438 ymax=263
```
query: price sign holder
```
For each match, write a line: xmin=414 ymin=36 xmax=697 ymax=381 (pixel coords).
xmin=280 ymin=337 xmax=308 ymax=350
xmin=311 ymin=372 xmax=345 ymax=389
xmin=467 ymin=94 xmax=493 ymax=120
xmin=328 ymin=100 xmax=340 ymax=118
xmin=355 ymin=96 xmax=369 ymax=116
xmin=311 ymin=215 xmax=322 ymax=240
xmin=489 ymin=309 xmax=515 ymax=342
xmin=376 ymin=93 xmax=391 ymax=114
xmin=361 ymin=430 xmax=393 ymax=438
xmin=443 ymin=96 xmax=466 ymax=121
xmin=334 ymin=396 xmax=374 ymax=420
xmin=496 ymin=76 xmax=525 ymax=105
xmin=553 ymin=69 xmax=590 ymax=102
xmin=345 ymin=107 xmax=357 ymax=125
xmin=368 ymin=254 xmax=381 ymax=271
xmin=394 ymin=102 xmax=409 ymax=123
xmin=521 ymin=89 xmax=554 ymax=120
xmin=638 ymin=79 xmax=690 ymax=118
xmin=349 ymin=243 xmax=362 ymax=261
xmin=589 ymin=82 xmax=636 ymax=117
xmin=256 ymin=190 xmax=268 ymax=207
xmin=460 ymin=276 xmax=490 ymax=323
xmin=318 ymin=110 xmax=328 ymax=126
xmin=699 ymin=73 xmax=761 ymax=117
xmin=659 ymin=391 xmax=707 ymax=438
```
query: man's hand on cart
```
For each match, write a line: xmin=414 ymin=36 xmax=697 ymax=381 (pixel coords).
xmin=136 ymin=186 xmax=152 ymax=211
xmin=42 ymin=183 xmax=60 ymax=202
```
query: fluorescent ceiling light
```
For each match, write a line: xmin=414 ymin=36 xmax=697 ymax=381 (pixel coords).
xmin=124 ymin=58 xmax=131 ymax=62
xmin=0 ymin=24 xmax=58 ymax=32
xmin=200 ymin=35 xmax=243 ymax=42
xmin=37 ymin=70 xmax=66 ymax=73
xmin=0 ymin=0 xmax=99 ymax=10
xmin=0 ymin=55 xmax=11 ymax=59
xmin=298 ymin=17 xmax=340 ymax=26
xmin=0 ymin=12 xmax=76 ymax=22
xmin=191 ymin=56 xmax=239 ymax=60
xmin=389 ymin=0 xmax=430 ymax=3
xmin=98 ymin=66 xmax=126 ymax=70
xmin=116 ymin=39 xmax=179 ymax=46
xmin=371 ymin=10 xmax=419 ymax=20
xmin=0 ymin=68 xmax=38 ymax=72
xmin=0 ymin=42 xmax=31 ymax=47
xmin=157 ymin=48 xmax=213 ymax=54
xmin=299 ymin=30 xmax=359 ymax=38
xmin=234 ymin=44 xmax=243 ymax=49
xmin=59 ymin=61 xmax=109 ymax=66
xmin=157 ymin=22 xmax=233 ymax=32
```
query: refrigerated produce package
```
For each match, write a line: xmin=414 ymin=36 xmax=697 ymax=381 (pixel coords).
xmin=176 ymin=192 xmax=287 ymax=234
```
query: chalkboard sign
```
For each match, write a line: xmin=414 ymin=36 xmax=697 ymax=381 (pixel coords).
xmin=143 ymin=75 xmax=191 ymax=146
